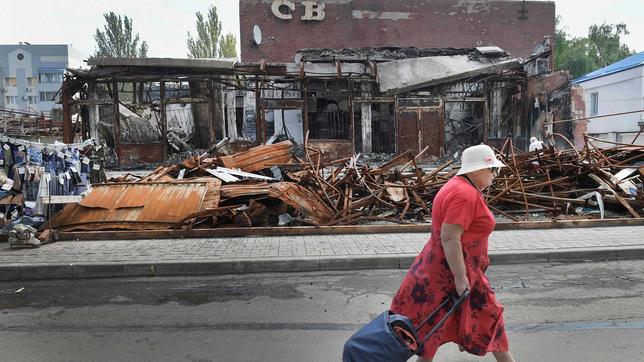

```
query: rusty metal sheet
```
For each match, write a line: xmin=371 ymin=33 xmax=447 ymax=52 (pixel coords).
xmin=217 ymin=181 xmax=333 ymax=224
xmin=79 ymin=185 xmax=153 ymax=209
xmin=116 ymin=144 xmax=165 ymax=166
xmin=49 ymin=182 xmax=216 ymax=231
xmin=194 ymin=178 xmax=222 ymax=211
xmin=420 ymin=108 xmax=445 ymax=158
xmin=219 ymin=183 xmax=270 ymax=199
xmin=220 ymin=140 xmax=293 ymax=172
xmin=396 ymin=105 xmax=444 ymax=158
xmin=397 ymin=110 xmax=419 ymax=155
xmin=139 ymin=165 xmax=177 ymax=182
xmin=267 ymin=183 xmax=334 ymax=225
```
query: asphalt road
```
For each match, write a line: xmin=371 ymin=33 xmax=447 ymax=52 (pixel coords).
xmin=1 ymin=260 xmax=644 ymax=361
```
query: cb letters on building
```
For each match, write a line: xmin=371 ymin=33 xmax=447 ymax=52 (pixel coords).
xmin=271 ymin=0 xmax=326 ymax=21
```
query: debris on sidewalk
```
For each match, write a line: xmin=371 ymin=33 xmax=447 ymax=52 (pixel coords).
xmin=489 ymin=135 xmax=644 ymax=221
xmin=47 ymin=180 xmax=221 ymax=231
xmin=9 ymin=224 xmax=40 ymax=248
xmin=43 ymin=135 xmax=644 ymax=234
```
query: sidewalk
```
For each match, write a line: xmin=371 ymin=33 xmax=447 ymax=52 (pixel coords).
xmin=1 ymin=226 xmax=644 ymax=281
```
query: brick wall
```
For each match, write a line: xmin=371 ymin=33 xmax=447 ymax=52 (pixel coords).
xmin=570 ymin=85 xmax=587 ymax=150
xmin=241 ymin=0 xmax=556 ymax=62
xmin=527 ymin=71 xmax=570 ymax=98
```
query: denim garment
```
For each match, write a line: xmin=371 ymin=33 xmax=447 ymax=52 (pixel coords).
xmin=13 ymin=148 xmax=25 ymax=165
xmin=27 ymin=146 xmax=42 ymax=164
xmin=44 ymin=153 xmax=57 ymax=173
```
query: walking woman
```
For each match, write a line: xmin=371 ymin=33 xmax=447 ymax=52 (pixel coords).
xmin=390 ymin=144 xmax=515 ymax=362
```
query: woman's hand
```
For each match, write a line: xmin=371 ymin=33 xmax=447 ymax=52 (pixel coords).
xmin=454 ymin=275 xmax=470 ymax=296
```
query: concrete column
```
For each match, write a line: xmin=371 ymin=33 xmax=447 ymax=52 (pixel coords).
xmin=91 ymin=105 xmax=100 ymax=141
xmin=224 ymin=90 xmax=238 ymax=139
xmin=88 ymin=83 xmax=100 ymax=142
xmin=360 ymin=83 xmax=372 ymax=153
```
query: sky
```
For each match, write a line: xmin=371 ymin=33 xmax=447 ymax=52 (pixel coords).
xmin=0 ymin=0 xmax=642 ymax=59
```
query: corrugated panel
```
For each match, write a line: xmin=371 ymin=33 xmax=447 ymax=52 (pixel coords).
xmin=197 ymin=178 xmax=222 ymax=211
xmin=49 ymin=182 xmax=213 ymax=231
xmin=80 ymin=185 xmax=153 ymax=210
xmin=267 ymin=183 xmax=334 ymax=224
xmin=574 ymin=51 xmax=644 ymax=84
xmin=220 ymin=183 xmax=270 ymax=199
xmin=216 ymin=182 xmax=333 ymax=224
xmin=220 ymin=140 xmax=293 ymax=172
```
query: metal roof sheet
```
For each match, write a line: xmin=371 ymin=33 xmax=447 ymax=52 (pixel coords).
xmin=49 ymin=181 xmax=219 ymax=231
xmin=220 ymin=140 xmax=294 ymax=172
xmin=574 ymin=51 xmax=644 ymax=84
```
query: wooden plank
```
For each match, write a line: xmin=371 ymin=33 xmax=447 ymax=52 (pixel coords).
xmin=55 ymin=218 xmax=644 ymax=241
xmin=40 ymin=195 xmax=83 ymax=204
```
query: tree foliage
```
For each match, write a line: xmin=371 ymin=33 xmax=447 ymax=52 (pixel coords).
xmin=587 ymin=23 xmax=633 ymax=68
xmin=94 ymin=12 xmax=148 ymax=58
xmin=219 ymin=33 xmax=238 ymax=59
xmin=555 ymin=16 xmax=634 ymax=79
xmin=187 ymin=5 xmax=237 ymax=58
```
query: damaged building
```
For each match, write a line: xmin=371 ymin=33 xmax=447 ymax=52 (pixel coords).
xmin=61 ymin=41 xmax=583 ymax=165
xmin=58 ymin=0 xmax=572 ymax=166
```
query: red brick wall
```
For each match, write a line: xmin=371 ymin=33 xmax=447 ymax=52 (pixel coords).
xmin=570 ymin=85 xmax=587 ymax=150
xmin=240 ymin=0 xmax=555 ymax=62
xmin=527 ymin=71 xmax=570 ymax=98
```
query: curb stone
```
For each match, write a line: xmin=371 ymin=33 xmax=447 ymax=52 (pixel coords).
xmin=1 ymin=246 xmax=644 ymax=281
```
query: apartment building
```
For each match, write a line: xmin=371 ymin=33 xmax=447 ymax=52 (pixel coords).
xmin=0 ymin=43 xmax=86 ymax=114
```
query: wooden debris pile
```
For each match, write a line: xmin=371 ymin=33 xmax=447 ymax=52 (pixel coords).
xmin=285 ymin=148 xmax=454 ymax=225
xmin=49 ymin=135 xmax=644 ymax=232
xmin=487 ymin=136 xmax=644 ymax=221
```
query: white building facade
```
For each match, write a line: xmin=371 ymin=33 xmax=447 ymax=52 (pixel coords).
xmin=0 ymin=43 xmax=86 ymax=115
xmin=574 ymin=52 xmax=644 ymax=146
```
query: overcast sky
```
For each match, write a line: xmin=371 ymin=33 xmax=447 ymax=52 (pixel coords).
xmin=1 ymin=0 xmax=642 ymax=59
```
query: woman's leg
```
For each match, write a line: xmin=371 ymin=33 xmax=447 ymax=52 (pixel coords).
xmin=492 ymin=351 xmax=515 ymax=362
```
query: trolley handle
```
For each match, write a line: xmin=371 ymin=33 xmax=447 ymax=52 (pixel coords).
xmin=415 ymin=289 xmax=470 ymax=343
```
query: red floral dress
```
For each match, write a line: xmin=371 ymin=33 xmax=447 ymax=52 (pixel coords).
xmin=390 ymin=176 xmax=509 ymax=358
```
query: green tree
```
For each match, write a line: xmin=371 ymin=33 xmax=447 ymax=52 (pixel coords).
xmin=555 ymin=18 xmax=594 ymax=79
xmin=93 ymin=12 xmax=148 ymax=58
xmin=187 ymin=5 xmax=237 ymax=58
xmin=555 ymin=16 xmax=634 ymax=79
xmin=219 ymin=33 xmax=238 ymax=58
xmin=587 ymin=23 xmax=633 ymax=68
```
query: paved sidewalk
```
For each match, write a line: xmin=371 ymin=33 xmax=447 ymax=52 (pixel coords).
xmin=1 ymin=226 xmax=644 ymax=280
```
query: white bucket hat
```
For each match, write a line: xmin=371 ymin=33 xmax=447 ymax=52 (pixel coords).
xmin=456 ymin=144 xmax=505 ymax=175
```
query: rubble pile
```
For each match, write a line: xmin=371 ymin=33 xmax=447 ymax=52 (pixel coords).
xmin=46 ymin=137 xmax=644 ymax=232
xmin=489 ymin=137 xmax=644 ymax=221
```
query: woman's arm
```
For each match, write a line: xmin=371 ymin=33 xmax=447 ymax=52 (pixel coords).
xmin=441 ymin=222 xmax=469 ymax=295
